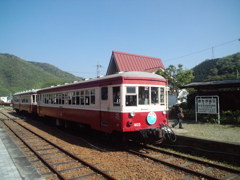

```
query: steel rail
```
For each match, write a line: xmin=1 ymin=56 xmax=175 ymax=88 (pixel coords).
xmin=2 ymin=120 xmax=66 ymax=180
xmin=144 ymin=144 xmax=240 ymax=175
xmin=14 ymin=120 xmax=116 ymax=180
xmin=126 ymin=149 xmax=221 ymax=180
xmin=0 ymin=113 xmax=116 ymax=180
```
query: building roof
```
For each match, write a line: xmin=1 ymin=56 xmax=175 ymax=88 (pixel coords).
xmin=106 ymin=51 xmax=165 ymax=75
xmin=182 ymin=79 xmax=240 ymax=89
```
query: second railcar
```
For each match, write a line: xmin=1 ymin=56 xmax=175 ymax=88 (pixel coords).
xmin=13 ymin=90 xmax=38 ymax=114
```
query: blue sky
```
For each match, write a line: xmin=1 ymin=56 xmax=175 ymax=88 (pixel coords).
xmin=0 ymin=0 xmax=239 ymax=78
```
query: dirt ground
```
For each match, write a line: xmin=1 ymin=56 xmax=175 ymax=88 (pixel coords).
xmin=169 ymin=119 xmax=240 ymax=144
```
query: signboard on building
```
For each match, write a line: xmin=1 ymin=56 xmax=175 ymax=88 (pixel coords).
xmin=195 ymin=96 xmax=220 ymax=124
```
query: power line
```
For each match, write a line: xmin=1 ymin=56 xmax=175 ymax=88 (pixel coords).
xmin=65 ymin=71 xmax=96 ymax=75
xmin=167 ymin=38 xmax=240 ymax=62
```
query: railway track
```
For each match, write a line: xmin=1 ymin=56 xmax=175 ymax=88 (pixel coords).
xmin=1 ymin=109 xmax=240 ymax=179
xmin=126 ymin=143 xmax=240 ymax=180
xmin=0 ymin=111 xmax=116 ymax=180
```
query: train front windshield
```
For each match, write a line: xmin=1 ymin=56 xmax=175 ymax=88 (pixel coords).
xmin=125 ymin=86 xmax=166 ymax=107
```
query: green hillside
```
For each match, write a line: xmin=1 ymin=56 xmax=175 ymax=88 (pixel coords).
xmin=0 ymin=53 xmax=83 ymax=96
xmin=193 ymin=52 xmax=240 ymax=82
xmin=29 ymin=61 xmax=78 ymax=81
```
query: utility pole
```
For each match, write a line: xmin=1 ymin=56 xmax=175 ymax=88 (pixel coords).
xmin=96 ymin=64 xmax=103 ymax=77
xmin=212 ymin=46 xmax=214 ymax=59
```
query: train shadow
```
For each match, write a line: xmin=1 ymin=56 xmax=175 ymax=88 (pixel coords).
xmin=7 ymin=111 xmax=125 ymax=153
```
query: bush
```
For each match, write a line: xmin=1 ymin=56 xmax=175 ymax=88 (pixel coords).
xmin=181 ymin=108 xmax=240 ymax=125
xmin=182 ymin=109 xmax=195 ymax=121
xmin=221 ymin=110 xmax=240 ymax=125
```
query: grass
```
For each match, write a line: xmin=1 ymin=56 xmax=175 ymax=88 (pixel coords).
xmin=169 ymin=119 xmax=240 ymax=144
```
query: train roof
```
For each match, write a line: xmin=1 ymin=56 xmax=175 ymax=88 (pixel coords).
xmin=13 ymin=72 xmax=166 ymax=95
xmin=24 ymin=72 xmax=166 ymax=93
xmin=13 ymin=89 xmax=39 ymax=96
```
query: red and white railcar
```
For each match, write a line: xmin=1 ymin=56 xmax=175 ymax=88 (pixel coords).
xmin=36 ymin=72 xmax=169 ymax=141
xmin=13 ymin=90 xmax=38 ymax=114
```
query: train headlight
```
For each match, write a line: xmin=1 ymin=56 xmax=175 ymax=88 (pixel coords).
xmin=127 ymin=120 xmax=133 ymax=127
xmin=130 ymin=111 xmax=135 ymax=117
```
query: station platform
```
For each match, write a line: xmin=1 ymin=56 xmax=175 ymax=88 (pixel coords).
xmin=0 ymin=126 xmax=44 ymax=180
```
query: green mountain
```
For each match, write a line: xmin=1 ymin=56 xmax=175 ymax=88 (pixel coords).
xmin=0 ymin=53 xmax=83 ymax=96
xmin=192 ymin=52 xmax=240 ymax=82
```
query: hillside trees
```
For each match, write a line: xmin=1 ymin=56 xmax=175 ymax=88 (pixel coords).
xmin=193 ymin=52 xmax=240 ymax=81
xmin=156 ymin=64 xmax=194 ymax=94
xmin=0 ymin=53 xmax=82 ymax=96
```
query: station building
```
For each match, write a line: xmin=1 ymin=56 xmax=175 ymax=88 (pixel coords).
xmin=106 ymin=51 xmax=165 ymax=75
xmin=183 ymin=79 xmax=240 ymax=111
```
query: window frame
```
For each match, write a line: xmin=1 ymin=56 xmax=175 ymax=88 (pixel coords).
xmin=125 ymin=86 xmax=137 ymax=106
xmin=113 ymin=86 xmax=120 ymax=106
xmin=101 ymin=87 xmax=108 ymax=100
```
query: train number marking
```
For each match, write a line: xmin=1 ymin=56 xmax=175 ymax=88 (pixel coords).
xmin=134 ymin=123 xmax=141 ymax=127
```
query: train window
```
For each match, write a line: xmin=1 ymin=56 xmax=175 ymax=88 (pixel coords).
xmin=139 ymin=87 xmax=149 ymax=105
xmin=59 ymin=94 xmax=62 ymax=105
xmin=72 ymin=92 xmax=76 ymax=105
xmin=32 ymin=95 xmax=36 ymax=103
xmin=85 ymin=90 xmax=90 ymax=105
xmin=68 ymin=92 xmax=72 ymax=105
xmin=55 ymin=94 xmax=58 ymax=104
xmin=101 ymin=87 xmax=108 ymax=100
xmin=160 ymin=87 xmax=165 ymax=105
xmin=44 ymin=94 xmax=47 ymax=104
xmin=61 ymin=93 xmax=65 ymax=104
xmin=80 ymin=91 xmax=84 ymax=105
xmin=76 ymin=92 xmax=80 ymax=105
xmin=151 ymin=87 xmax=159 ymax=104
xmin=126 ymin=86 xmax=137 ymax=106
xmin=90 ymin=89 xmax=95 ymax=104
xmin=113 ymin=86 xmax=120 ymax=106
xmin=53 ymin=94 xmax=56 ymax=104
xmin=49 ymin=94 xmax=52 ymax=104
xmin=64 ymin=93 xmax=68 ymax=105
xmin=127 ymin=87 xmax=136 ymax=94
xmin=126 ymin=95 xmax=137 ymax=106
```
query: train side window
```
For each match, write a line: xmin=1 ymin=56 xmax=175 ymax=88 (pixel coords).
xmin=101 ymin=87 xmax=108 ymax=100
xmin=59 ymin=94 xmax=62 ymax=105
xmin=72 ymin=92 xmax=76 ymax=105
xmin=76 ymin=92 xmax=80 ymax=105
xmin=90 ymin=89 xmax=95 ymax=104
xmin=113 ymin=86 xmax=120 ymax=106
xmin=151 ymin=87 xmax=159 ymax=104
xmin=62 ymin=93 xmax=65 ymax=104
xmin=127 ymin=86 xmax=136 ymax=93
xmin=126 ymin=86 xmax=137 ymax=106
xmin=68 ymin=92 xmax=72 ymax=105
xmin=53 ymin=94 xmax=56 ymax=104
xmin=139 ymin=86 xmax=149 ymax=105
xmin=80 ymin=91 xmax=84 ymax=105
xmin=32 ymin=95 xmax=36 ymax=103
xmin=56 ymin=94 xmax=59 ymax=104
xmin=44 ymin=94 xmax=47 ymax=104
xmin=85 ymin=90 xmax=90 ymax=105
xmin=36 ymin=95 xmax=38 ymax=103
xmin=160 ymin=87 xmax=165 ymax=105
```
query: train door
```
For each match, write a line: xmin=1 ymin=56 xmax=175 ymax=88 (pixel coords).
xmin=99 ymin=86 xmax=111 ymax=131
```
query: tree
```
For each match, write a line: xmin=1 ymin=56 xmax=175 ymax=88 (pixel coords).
xmin=156 ymin=64 xmax=194 ymax=95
